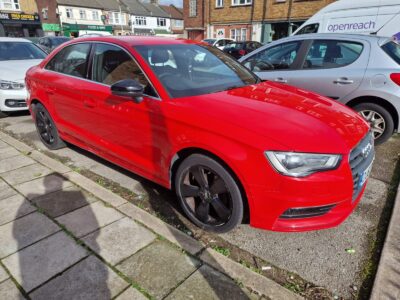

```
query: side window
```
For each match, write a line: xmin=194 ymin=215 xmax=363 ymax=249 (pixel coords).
xmin=91 ymin=43 xmax=157 ymax=97
xmin=45 ymin=43 xmax=91 ymax=78
xmin=243 ymin=41 xmax=301 ymax=71
xmin=302 ymin=40 xmax=363 ymax=69
xmin=296 ymin=23 xmax=319 ymax=35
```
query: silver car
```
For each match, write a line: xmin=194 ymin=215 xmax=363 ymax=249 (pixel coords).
xmin=240 ymin=33 xmax=400 ymax=145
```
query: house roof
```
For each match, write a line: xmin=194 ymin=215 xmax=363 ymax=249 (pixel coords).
xmin=160 ymin=5 xmax=183 ymax=20
xmin=95 ymin=0 xmax=129 ymax=12
xmin=121 ymin=0 xmax=151 ymax=16
xmin=140 ymin=2 xmax=170 ymax=18
xmin=56 ymin=0 xmax=103 ymax=9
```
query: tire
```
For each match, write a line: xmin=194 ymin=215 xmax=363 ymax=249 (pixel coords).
xmin=33 ymin=103 xmax=66 ymax=150
xmin=353 ymin=103 xmax=394 ymax=145
xmin=0 ymin=110 xmax=8 ymax=119
xmin=175 ymin=154 xmax=244 ymax=233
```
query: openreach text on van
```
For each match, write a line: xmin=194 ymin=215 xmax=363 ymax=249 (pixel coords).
xmin=327 ymin=21 xmax=376 ymax=33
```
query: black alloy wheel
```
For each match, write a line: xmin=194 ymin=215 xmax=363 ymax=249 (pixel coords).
xmin=33 ymin=103 xmax=66 ymax=150
xmin=175 ymin=154 xmax=244 ymax=233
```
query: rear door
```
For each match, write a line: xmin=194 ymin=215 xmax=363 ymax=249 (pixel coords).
xmin=287 ymin=38 xmax=369 ymax=101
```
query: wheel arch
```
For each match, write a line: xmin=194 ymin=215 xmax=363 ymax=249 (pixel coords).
xmin=169 ymin=147 xmax=250 ymax=223
xmin=346 ymin=96 xmax=399 ymax=131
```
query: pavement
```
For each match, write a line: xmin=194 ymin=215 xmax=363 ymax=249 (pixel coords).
xmin=0 ymin=130 xmax=301 ymax=299
xmin=1 ymin=112 xmax=399 ymax=298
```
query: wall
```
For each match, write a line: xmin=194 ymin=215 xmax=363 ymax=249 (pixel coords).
xmin=35 ymin=0 xmax=59 ymax=24
xmin=19 ymin=0 xmax=38 ymax=14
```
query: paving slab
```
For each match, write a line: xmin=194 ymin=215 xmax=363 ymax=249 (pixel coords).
xmin=116 ymin=287 xmax=147 ymax=300
xmin=32 ymin=186 xmax=97 ymax=218
xmin=117 ymin=240 xmax=200 ymax=299
xmin=2 ymin=231 xmax=88 ymax=292
xmin=0 ymin=212 xmax=60 ymax=258
xmin=1 ymin=163 xmax=52 ymax=186
xmin=0 ymin=279 xmax=25 ymax=300
xmin=0 ymin=155 xmax=35 ymax=174
xmin=56 ymin=201 xmax=124 ymax=238
xmin=370 ymin=135 xmax=400 ymax=183
xmin=0 ymin=265 xmax=8 ymax=283
xmin=0 ymin=194 xmax=36 ymax=226
xmin=0 ymin=181 xmax=17 ymax=201
xmin=166 ymin=265 xmax=253 ymax=300
xmin=15 ymin=173 xmax=73 ymax=200
xmin=0 ymin=140 xmax=8 ymax=149
xmin=30 ymin=255 xmax=129 ymax=300
xmin=82 ymin=217 xmax=156 ymax=265
xmin=0 ymin=147 xmax=20 ymax=160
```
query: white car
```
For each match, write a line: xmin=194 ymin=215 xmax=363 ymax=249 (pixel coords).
xmin=202 ymin=38 xmax=233 ymax=50
xmin=0 ymin=37 xmax=47 ymax=118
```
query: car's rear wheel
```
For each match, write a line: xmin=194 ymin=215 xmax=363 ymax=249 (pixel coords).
xmin=175 ymin=154 xmax=244 ymax=233
xmin=33 ymin=103 xmax=66 ymax=150
xmin=0 ymin=110 xmax=8 ymax=119
xmin=353 ymin=103 xmax=394 ymax=145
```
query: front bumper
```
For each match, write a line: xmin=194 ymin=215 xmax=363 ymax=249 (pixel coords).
xmin=0 ymin=89 xmax=28 ymax=112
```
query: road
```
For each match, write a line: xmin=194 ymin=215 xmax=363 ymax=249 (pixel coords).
xmin=1 ymin=112 xmax=398 ymax=298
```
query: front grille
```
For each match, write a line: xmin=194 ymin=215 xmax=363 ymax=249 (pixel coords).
xmin=349 ymin=132 xmax=375 ymax=200
xmin=280 ymin=204 xmax=336 ymax=219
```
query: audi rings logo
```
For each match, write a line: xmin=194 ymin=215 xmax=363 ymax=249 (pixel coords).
xmin=362 ymin=142 xmax=372 ymax=158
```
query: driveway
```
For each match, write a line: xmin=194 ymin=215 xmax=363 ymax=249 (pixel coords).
xmin=1 ymin=112 xmax=399 ymax=298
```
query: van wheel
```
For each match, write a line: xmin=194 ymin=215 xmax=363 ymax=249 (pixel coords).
xmin=33 ymin=103 xmax=66 ymax=150
xmin=175 ymin=154 xmax=244 ymax=233
xmin=353 ymin=103 xmax=394 ymax=145
xmin=0 ymin=111 xmax=8 ymax=119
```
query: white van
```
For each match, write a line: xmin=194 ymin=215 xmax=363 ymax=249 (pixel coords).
xmin=293 ymin=0 xmax=400 ymax=37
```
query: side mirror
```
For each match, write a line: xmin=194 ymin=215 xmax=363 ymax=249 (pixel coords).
xmin=111 ymin=79 xmax=144 ymax=103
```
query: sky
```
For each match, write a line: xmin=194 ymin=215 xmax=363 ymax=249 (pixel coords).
xmin=158 ymin=0 xmax=183 ymax=7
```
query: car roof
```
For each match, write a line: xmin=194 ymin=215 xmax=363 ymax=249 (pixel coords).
xmin=285 ymin=33 xmax=384 ymax=42
xmin=67 ymin=36 xmax=203 ymax=46
xmin=0 ymin=37 xmax=32 ymax=43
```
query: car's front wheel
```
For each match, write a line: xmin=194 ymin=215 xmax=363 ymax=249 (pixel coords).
xmin=33 ymin=103 xmax=66 ymax=150
xmin=175 ymin=154 xmax=244 ymax=233
xmin=353 ymin=103 xmax=394 ymax=145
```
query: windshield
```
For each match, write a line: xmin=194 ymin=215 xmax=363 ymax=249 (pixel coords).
xmin=382 ymin=41 xmax=400 ymax=65
xmin=203 ymin=39 xmax=216 ymax=45
xmin=135 ymin=44 xmax=259 ymax=98
xmin=52 ymin=37 xmax=70 ymax=47
xmin=224 ymin=43 xmax=243 ymax=50
xmin=0 ymin=42 xmax=46 ymax=61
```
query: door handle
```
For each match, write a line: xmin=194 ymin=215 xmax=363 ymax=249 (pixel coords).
xmin=83 ymin=99 xmax=96 ymax=108
xmin=274 ymin=77 xmax=288 ymax=83
xmin=334 ymin=78 xmax=354 ymax=85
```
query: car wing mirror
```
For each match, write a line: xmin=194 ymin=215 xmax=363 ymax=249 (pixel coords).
xmin=111 ymin=79 xmax=144 ymax=103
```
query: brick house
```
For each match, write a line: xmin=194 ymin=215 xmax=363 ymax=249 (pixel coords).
xmin=184 ymin=0 xmax=336 ymax=42
xmin=35 ymin=0 xmax=61 ymax=35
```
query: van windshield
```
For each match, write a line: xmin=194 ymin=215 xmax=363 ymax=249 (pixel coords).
xmin=296 ymin=23 xmax=319 ymax=35
xmin=382 ymin=41 xmax=400 ymax=65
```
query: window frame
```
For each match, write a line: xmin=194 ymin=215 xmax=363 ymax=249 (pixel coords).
xmin=189 ymin=0 xmax=197 ymax=17
xmin=66 ymin=8 xmax=73 ymax=19
xmin=157 ymin=18 xmax=166 ymax=27
xmin=79 ymin=9 xmax=87 ymax=20
xmin=135 ymin=16 xmax=147 ymax=26
xmin=216 ymin=0 xmax=223 ymax=8
xmin=92 ymin=10 xmax=99 ymax=20
xmin=231 ymin=0 xmax=252 ymax=6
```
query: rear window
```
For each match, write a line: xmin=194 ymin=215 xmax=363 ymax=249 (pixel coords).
xmin=382 ymin=41 xmax=400 ymax=65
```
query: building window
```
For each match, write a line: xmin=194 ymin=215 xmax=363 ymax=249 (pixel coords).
xmin=0 ymin=0 xmax=20 ymax=10
xmin=92 ymin=11 xmax=99 ymax=20
xmin=42 ymin=8 xmax=48 ymax=20
xmin=174 ymin=19 xmax=183 ymax=28
xmin=157 ymin=18 xmax=166 ymax=27
xmin=230 ymin=28 xmax=247 ymax=41
xmin=110 ymin=12 xmax=122 ymax=25
xmin=216 ymin=0 xmax=223 ymax=8
xmin=231 ymin=0 xmax=252 ymax=6
xmin=135 ymin=16 xmax=146 ymax=26
xmin=189 ymin=0 xmax=197 ymax=17
xmin=79 ymin=10 xmax=87 ymax=20
xmin=66 ymin=8 xmax=73 ymax=19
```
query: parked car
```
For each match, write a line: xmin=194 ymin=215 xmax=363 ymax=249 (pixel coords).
xmin=0 ymin=37 xmax=47 ymax=118
xmin=38 ymin=36 xmax=71 ymax=53
xmin=203 ymin=38 xmax=234 ymax=50
xmin=293 ymin=0 xmax=400 ymax=38
xmin=26 ymin=36 xmax=373 ymax=233
xmin=240 ymin=33 xmax=400 ymax=145
xmin=223 ymin=41 xmax=262 ymax=59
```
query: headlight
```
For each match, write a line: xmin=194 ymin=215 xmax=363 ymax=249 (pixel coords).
xmin=265 ymin=151 xmax=342 ymax=177
xmin=0 ymin=80 xmax=25 ymax=90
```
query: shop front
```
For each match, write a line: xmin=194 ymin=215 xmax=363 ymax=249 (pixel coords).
xmin=0 ymin=12 xmax=43 ymax=37
xmin=42 ymin=23 xmax=61 ymax=36
xmin=62 ymin=23 xmax=113 ymax=37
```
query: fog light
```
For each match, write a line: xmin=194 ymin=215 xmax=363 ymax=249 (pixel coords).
xmin=280 ymin=204 xmax=336 ymax=219
xmin=5 ymin=99 xmax=27 ymax=108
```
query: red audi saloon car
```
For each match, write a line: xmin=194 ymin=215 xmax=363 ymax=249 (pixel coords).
xmin=26 ymin=37 xmax=374 ymax=233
